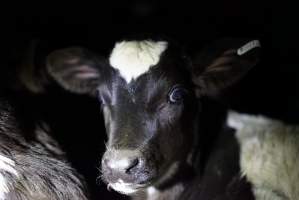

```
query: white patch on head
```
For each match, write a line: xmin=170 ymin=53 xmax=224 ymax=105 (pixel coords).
xmin=109 ymin=40 xmax=168 ymax=83
xmin=0 ymin=155 xmax=18 ymax=200
xmin=109 ymin=179 xmax=137 ymax=195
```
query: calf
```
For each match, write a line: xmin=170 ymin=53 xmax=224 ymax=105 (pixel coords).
xmin=36 ymin=37 xmax=261 ymax=199
xmin=228 ymin=111 xmax=299 ymax=200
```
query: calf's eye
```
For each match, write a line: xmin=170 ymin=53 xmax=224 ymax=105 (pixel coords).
xmin=168 ymin=85 xmax=187 ymax=104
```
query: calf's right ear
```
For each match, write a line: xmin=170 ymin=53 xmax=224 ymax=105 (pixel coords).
xmin=191 ymin=38 xmax=261 ymax=97
xmin=46 ymin=47 xmax=111 ymax=95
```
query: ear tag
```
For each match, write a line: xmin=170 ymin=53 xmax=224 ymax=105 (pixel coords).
xmin=237 ymin=40 xmax=261 ymax=56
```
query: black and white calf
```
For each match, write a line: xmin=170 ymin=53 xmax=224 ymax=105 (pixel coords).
xmin=38 ymin=37 xmax=261 ymax=199
xmin=0 ymin=96 xmax=89 ymax=199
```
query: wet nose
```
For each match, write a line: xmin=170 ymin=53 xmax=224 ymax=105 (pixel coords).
xmin=102 ymin=150 xmax=142 ymax=174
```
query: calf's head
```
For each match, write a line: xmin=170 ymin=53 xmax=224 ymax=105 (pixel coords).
xmin=45 ymin=38 xmax=260 ymax=194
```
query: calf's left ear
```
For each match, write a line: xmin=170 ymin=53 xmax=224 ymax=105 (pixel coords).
xmin=46 ymin=47 xmax=111 ymax=95
xmin=191 ymin=38 xmax=261 ymax=97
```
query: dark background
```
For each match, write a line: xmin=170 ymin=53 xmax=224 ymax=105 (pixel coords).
xmin=0 ymin=1 xmax=298 ymax=199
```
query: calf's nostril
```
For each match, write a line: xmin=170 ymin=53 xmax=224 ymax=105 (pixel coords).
xmin=125 ymin=158 xmax=139 ymax=174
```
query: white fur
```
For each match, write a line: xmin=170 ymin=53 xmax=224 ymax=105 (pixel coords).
xmin=109 ymin=40 xmax=168 ymax=83
xmin=0 ymin=155 xmax=18 ymax=176
xmin=147 ymin=186 xmax=160 ymax=199
xmin=227 ymin=111 xmax=299 ymax=200
xmin=0 ymin=155 xmax=18 ymax=200
xmin=147 ymin=186 xmax=158 ymax=195
xmin=0 ymin=174 xmax=9 ymax=200
xmin=110 ymin=179 xmax=137 ymax=194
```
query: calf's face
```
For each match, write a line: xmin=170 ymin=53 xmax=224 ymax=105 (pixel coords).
xmin=99 ymin=42 xmax=198 ymax=193
xmin=45 ymin=38 xmax=260 ymax=194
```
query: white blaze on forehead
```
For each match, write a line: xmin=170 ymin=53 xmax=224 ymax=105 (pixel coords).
xmin=109 ymin=40 xmax=168 ymax=83
xmin=0 ymin=155 xmax=18 ymax=200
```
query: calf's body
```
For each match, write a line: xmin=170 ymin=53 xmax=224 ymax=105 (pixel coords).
xmin=228 ymin=111 xmax=299 ymax=200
